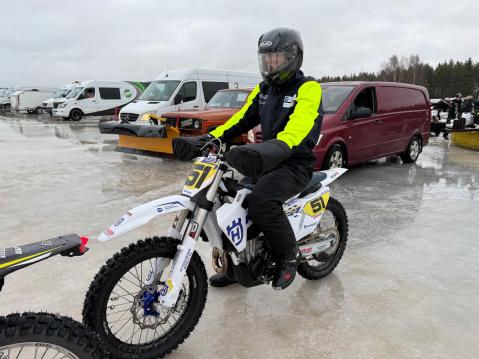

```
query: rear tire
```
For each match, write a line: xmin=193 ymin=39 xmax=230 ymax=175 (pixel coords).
xmin=0 ymin=312 xmax=109 ymax=359
xmin=322 ymin=144 xmax=346 ymax=170
xmin=297 ymin=197 xmax=348 ymax=280
xmin=82 ymin=237 xmax=208 ymax=359
xmin=400 ymin=136 xmax=421 ymax=163
xmin=69 ymin=109 xmax=83 ymax=121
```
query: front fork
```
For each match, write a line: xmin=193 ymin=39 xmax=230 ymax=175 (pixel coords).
xmin=153 ymin=165 xmax=224 ymax=308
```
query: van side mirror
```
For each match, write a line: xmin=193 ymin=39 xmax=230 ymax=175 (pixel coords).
xmin=174 ymin=93 xmax=183 ymax=105
xmin=61 ymin=94 xmax=66 ymax=97
xmin=351 ymin=107 xmax=372 ymax=119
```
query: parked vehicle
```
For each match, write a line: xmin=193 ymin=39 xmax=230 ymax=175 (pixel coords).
xmin=53 ymin=80 xmax=149 ymax=121
xmin=118 ymin=68 xmax=261 ymax=122
xmin=252 ymin=81 xmax=431 ymax=170
xmin=0 ymin=88 xmax=15 ymax=111
xmin=82 ymin=138 xmax=348 ymax=358
xmin=430 ymin=99 xmax=450 ymax=135
xmin=42 ymin=82 xmax=80 ymax=115
xmin=99 ymin=88 xmax=252 ymax=154
xmin=11 ymin=89 xmax=56 ymax=114
xmin=0 ymin=234 xmax=109 ymax=358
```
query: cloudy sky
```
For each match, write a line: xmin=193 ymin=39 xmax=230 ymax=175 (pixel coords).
xmin=1 ymin=0 xmax=478 ymax=87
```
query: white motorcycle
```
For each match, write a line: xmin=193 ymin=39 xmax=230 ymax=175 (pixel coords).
xmin=82 ymin=139 xmax=349 ymax=358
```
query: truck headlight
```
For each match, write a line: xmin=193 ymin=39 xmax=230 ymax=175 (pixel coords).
xmin=58 ymin=103 xmax=67 ymax=108
xmin=193 ymin=119 xmax=201 ymax=129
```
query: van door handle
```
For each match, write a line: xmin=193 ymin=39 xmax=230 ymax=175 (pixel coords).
xmin=374 ymin=120 xmax=382 ymax=124
xmin=193 ymin=105 xmax=199 ymax=108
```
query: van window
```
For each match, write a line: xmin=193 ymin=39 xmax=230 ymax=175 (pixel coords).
xmin=352 ymin=87 xmax=376 ymax=114
xmin=139 ymin=80 xmax=180 ymax=101
xmin=321 ymin=85 xmax=355 ymax=113
xmin=379 ymin=87 xmax=426 ymax=112
xmin=202 ymin=82 xmax=229 ymax=102
xmin=78 ymin=87 xmax=95 ymax=100
xmin=176 ymin=81 xmax=197 ymax=103
xmin=99 ymin=87 xmax=121 ymax=100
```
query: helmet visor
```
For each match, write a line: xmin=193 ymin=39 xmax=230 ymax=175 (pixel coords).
xmin=258 ymin=44 xmax=298 ymax=77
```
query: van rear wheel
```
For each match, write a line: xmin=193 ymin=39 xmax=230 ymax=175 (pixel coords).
xmin=323 ymin=145 xmax=345 ymax=170
xmin=400 ymin=136 xmax=421 ymax=163
xmin=69 ymin=109 xmax=83 ymax=121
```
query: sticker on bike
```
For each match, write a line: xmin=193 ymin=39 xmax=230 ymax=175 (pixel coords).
xmin=303 ymin=192 xmax=330 ymax=217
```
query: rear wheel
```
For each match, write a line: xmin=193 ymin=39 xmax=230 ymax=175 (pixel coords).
xmin=323 ymin=144 xmax=346 ymax=170
xmin=69 ymin=109 xmax=83 ymax=121
xmin=400 ymin=136 xmax=421 ymax=163
xmin=298 ymin=197 xmax=348 ymax=280
xmin=82 ymin=237 xmax=208 ymax=359
xmin=0 ymin=313 xmax=108 ymax=359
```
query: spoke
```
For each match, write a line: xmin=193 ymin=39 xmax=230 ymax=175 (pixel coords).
xmin=110 ymin=291 xmax=135 ymax=303
xmin=115 ymin=282 xmax=139 ymax=298
xmin=113 ymin=316 xmax=134 ymax=337
xmin=16 ymin=346 xmax=24 ymax=359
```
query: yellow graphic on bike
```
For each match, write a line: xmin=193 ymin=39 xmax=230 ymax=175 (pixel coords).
xmin=183 ymin=159 xmax=218 ymax=195
xmin=303 ymin=192 xmax=330 ymax=217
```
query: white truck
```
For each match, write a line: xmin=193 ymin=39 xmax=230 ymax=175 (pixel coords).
xmin=42 ymin=82 xmax=80 ymax=115
xmin=53 ymin=80 xmax=149 ymax=121
xmin=118 ymin=68 xmax=261 ymax=123
xmin=11 ymin=89 xmax=56 ymax=114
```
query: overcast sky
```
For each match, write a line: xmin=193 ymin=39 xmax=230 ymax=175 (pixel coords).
xmin=1 ymin=0 xmax=478 ymax=87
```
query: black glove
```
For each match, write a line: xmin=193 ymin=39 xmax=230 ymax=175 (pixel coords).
xmin=172 ymin=134 xmax=216 ymax=161
xmin=225 ymin=139 xmax=292 ymax=177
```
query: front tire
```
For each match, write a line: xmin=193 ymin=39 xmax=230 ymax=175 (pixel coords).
xmin=0 ymin=313 xmax=109 ymax=359
xmin=82 ymin=237 xmax=208 ymax=359
xmin=400 ymin=136 xmax=421 ymax=163
xmin=69 ymin=109 xmax=83 ymax=121
xmin=298 ymin=197 xmax=348 ymax=280
xmin=323 ymin=144 xmax=346 ymax=170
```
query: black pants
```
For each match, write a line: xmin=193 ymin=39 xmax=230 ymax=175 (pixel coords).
xmin=247 ymin=159 xmax=313 ymax=255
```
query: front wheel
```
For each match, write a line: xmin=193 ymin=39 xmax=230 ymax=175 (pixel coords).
xmin=69 ymin=109 xmax=83 ymax=121
xmin=400 ymin=136 xmax=421 ymax=163
xmin=0 ymin=313 xmax=109 ymax=359
xmin=82 ymin=237 xmax=208 ymax=359
xmin=298 ymin=197 xmax=348 ymax=280
xmin=323 ymin=144 xmax=346 ymax=170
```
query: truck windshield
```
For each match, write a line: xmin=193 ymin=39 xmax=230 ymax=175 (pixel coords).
xmin=66 ymin=87 xmax=84 ymax=99
xmin=206 ymin=90 xmax=250 ymax=108
xmin=139 ymin=80 xmax=180 ymax=101
xmin=321 ymin=85 xmax=355 ymax=113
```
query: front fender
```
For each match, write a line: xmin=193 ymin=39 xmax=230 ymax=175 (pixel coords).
xmin=98 ymin=195 xmax=194 ymax=241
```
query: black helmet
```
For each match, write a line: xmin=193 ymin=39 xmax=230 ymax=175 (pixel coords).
xmin=257 ymin=27 xmax=303 ymax=86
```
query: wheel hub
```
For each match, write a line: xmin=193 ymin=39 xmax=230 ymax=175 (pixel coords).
xmin=139 ymin=288 xmax=160 ymax=317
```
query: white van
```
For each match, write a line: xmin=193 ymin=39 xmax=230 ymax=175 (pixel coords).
xmin=53 ymin=80 xmax=149 ymax=121
xmin=119 ymin=68 xmax=261 ymax=123
xmin=11 ymin=89 xmax=56 ymax=114
xmin=0 ymin=89 xmax=15 ymax=111
xmin=42 ymin=82 xmax=80 ymax=115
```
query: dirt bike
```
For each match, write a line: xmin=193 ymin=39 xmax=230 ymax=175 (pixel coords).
xmin=0 ymin=234 xmax=109 ymax=359
xmin=82 ymin=138 xmax=349 ymax=358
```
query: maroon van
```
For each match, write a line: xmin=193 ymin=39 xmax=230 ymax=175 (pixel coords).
xmin=252 ymin=81 xmax=431 ymax=170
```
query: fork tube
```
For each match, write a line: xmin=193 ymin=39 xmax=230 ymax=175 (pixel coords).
xmin=159 ymin=163 xmax=225 ymax=307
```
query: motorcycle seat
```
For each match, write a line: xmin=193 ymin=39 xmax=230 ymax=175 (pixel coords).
xmin=238 ymin=172 xmax=327 ymax=198
xmin=298 ymin=172 xmax=327 ymax=198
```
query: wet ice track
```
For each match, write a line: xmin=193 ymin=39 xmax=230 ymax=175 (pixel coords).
xmin=0 ymin=114 xmax=478 ymax=358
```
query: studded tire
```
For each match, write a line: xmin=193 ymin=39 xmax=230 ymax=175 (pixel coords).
xmin=297 ymin=197 xmax=348 ymax=280
xmin=0 ymin=312 xmax=109 ymax=359
xmin=82 ymin=237 xmax=208 ymax=359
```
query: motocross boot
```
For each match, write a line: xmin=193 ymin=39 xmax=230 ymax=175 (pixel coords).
xmin=209 ymin=273 xmax=237 ymax=287
xmin=272 ymin=247 xmax=299 ymax=290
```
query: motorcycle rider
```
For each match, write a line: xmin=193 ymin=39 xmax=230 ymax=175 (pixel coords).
xmin=200 ymin=28 xmax=323 ymax=289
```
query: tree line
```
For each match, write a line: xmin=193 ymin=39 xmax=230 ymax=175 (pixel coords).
xmin=318 ymin=55 xmax=479 ymax=99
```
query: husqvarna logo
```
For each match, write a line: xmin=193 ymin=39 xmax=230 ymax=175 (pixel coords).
xmin=226 ymin=218 xmax=244 ymax=246
xmin=259 ymin=41 xmax=272 ymax=48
